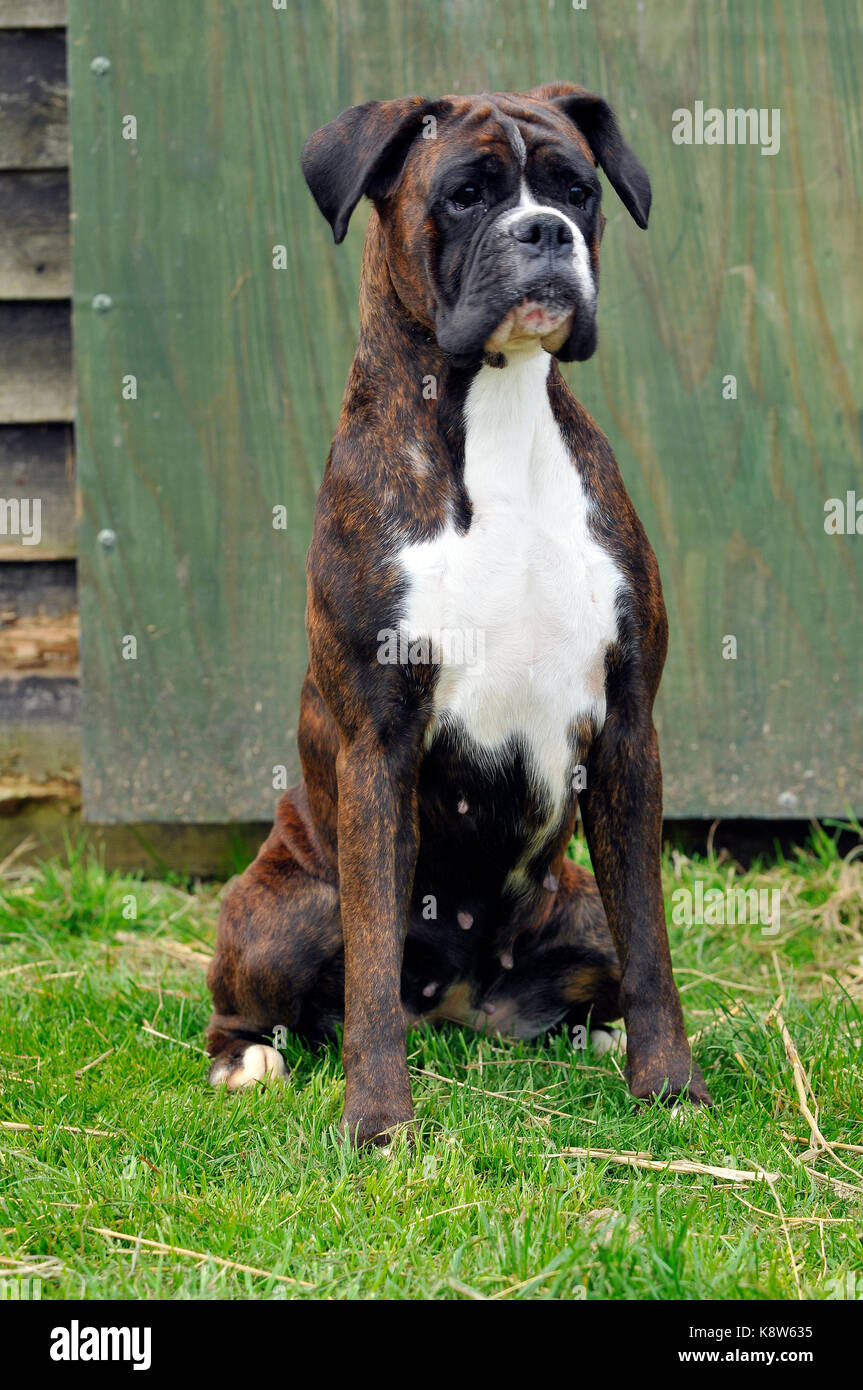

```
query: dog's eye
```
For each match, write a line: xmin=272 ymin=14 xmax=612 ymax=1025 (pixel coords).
xmin=568 ymin=184 xmax=590 ymax=209
xmin=450 ymin=183 xmax=482 ymax=211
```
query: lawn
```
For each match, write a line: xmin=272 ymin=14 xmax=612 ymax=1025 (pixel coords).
xmin=1 ymin=825 xmax=861 ymax=1301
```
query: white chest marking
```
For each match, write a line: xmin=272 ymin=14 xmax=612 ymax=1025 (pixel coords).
xmin=399 ymin=352 xmax=624 ymax=813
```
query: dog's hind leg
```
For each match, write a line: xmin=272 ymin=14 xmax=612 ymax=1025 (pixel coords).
xmin=553 ymin=859 xmax=624 ymax=1033
xmin=205 ymin=785 xmax=343 ymax=1090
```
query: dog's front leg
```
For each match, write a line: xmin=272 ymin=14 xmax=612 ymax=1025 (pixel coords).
xmin=579 ymin=714 xmax=711 ymax=1106
xmin=336 ymin=735 xmax=419 ymax=1145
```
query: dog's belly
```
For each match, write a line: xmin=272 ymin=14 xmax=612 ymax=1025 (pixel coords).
xmin=399 ymin=351 xmax=624 ymax=821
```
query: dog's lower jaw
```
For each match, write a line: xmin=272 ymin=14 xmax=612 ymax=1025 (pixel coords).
xmin=483 ymin=300 xmax=575 ymax=356
xmin=441 ymin=308 xmax=594 ymax=369
xmin=553 ymin=313 xmax=598 ymax=362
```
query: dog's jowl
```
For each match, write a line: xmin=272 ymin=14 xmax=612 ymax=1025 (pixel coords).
xmin=206 ymin=82 xmax=711 ymax=1143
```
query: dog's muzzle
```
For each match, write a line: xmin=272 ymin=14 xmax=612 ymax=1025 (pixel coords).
xmin=435 ymin=206 xmax=597 ymax=367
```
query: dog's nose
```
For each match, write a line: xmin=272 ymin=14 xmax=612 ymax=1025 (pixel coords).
xmin=509 ymin=213 xmax=573 ymax=255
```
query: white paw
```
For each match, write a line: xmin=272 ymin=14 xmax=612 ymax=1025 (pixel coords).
xmin=591 ymin=1027 xmax=627 ymax=1057
xmin=209 ymin=1044 xmax=288 ymax=1092
xmin=669 ymin=1100 xmax=709 ymax=1123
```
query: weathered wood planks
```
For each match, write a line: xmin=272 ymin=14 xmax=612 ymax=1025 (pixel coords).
xmin=0 ymin=171 xmax=70 ymax=297
xmin=0 ymin=26 xmax=68 ymax=168
xmin=0 ymin=304 xmax=74 ymax=422
xmin=0 ymin=13 xmax=77 ymax=810
xmin=0 ymin=2 xmax=67 ymax=26
xmin=0 ymin=426 xmax=76 ymax=557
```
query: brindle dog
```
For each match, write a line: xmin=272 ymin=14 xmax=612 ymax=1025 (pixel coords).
xmin=206 ymin=83 xmax=711 ymax=1144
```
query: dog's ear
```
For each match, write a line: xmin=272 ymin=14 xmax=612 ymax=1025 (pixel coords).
xmin=301 ymin=97 xmax=438 ymax=244
xmin=529 ymin=82 xmax=651 ymax=229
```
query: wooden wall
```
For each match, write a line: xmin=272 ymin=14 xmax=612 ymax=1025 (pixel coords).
xmin=12 ymin=0 xmax=863 ymax=831
xmin=0 ymin=3 xmax=268 ymax=872
xmin=0 ymin=0 xmax=79 ymax=821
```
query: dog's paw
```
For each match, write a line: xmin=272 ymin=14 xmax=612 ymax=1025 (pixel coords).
xmin=590 ymin=1026 xmax=627 ymax=1057
xmin=339 ymin=1105 xmax=415 ymax=1148
xmin=669 ymin=1101 xmax=711 ymax=1125
xmin=628 ymin=1056 xmax=712 ymax=1109
xmin=208 ymin=1043 xmax=288 ymax=1092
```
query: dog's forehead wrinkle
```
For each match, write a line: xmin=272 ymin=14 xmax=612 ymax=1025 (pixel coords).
xmin=433 ymin=107 xmax=596 ymax=182
xmin=432 ymin=148 xmax=506 ymax=190
xmin=438 ymin=94 xmax=552 ymax=146
xmin=501 ymin=117 xmax=527 ymax=168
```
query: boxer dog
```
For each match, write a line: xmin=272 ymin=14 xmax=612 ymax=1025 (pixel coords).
xmin=206 ymin=83 xmax=711 ymax=1143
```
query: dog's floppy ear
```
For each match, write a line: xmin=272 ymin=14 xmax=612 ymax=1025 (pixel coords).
xmin=301 ymin=97 xmax=438 ymax=244
xmin=530 ymin=82 xmax=651 ymax=229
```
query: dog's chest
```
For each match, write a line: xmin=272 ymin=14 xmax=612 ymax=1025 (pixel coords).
xmin=399 ymin=355 xmax=624 ymax=809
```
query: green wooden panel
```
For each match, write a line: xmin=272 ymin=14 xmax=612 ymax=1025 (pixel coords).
xmin=70 ymin=0 xmax=863 ymax=822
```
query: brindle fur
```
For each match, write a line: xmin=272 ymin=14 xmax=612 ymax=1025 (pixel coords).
xmin=206 ymin=84 xmax=711 ymax=1144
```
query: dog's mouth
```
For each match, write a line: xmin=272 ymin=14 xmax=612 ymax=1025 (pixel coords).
xmin=484 ymin=296 xmax=576 ymax=354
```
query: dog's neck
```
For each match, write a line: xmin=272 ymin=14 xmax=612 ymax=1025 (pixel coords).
xmin=354 ymin=214 xmax=448 ymax=383
xmin=340 ymin=214 xmax=556 ymax=461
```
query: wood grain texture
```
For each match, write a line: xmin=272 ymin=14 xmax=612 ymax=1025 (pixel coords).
xmin=0 ymin=305 xmax=73 ymax=421
xmin=0 ymin=672 xmax=78 ymax=780
xmin=0 ymin=611 xmax=78 ymax=673
xmin=0 ymin=426 xmax=75 ymax=555
xmin=0 ymin=171 xmax=70 ymax=296
xmin=0 ymin=558 xmax=76 ymax=615
xmin=0 ymin=27 xmax=67 ymax=168
xmin=0 ymin=2 xmax=66 ymax=26
xmin=69 ymin=0 xmax=862 ymax=821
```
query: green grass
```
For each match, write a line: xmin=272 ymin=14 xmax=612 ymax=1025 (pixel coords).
xmin=1 ymin=826 xmax=861 ymax=1301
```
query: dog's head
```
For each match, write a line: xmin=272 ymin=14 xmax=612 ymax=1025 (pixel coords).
xmin=301 ymin=83 xmax=650 ymax=368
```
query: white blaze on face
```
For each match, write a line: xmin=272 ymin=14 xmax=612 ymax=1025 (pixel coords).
xmin=504 ymin=119 xmax=528 ymax=169
xmin=502 ymin=181 xmax=597 ymax=308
